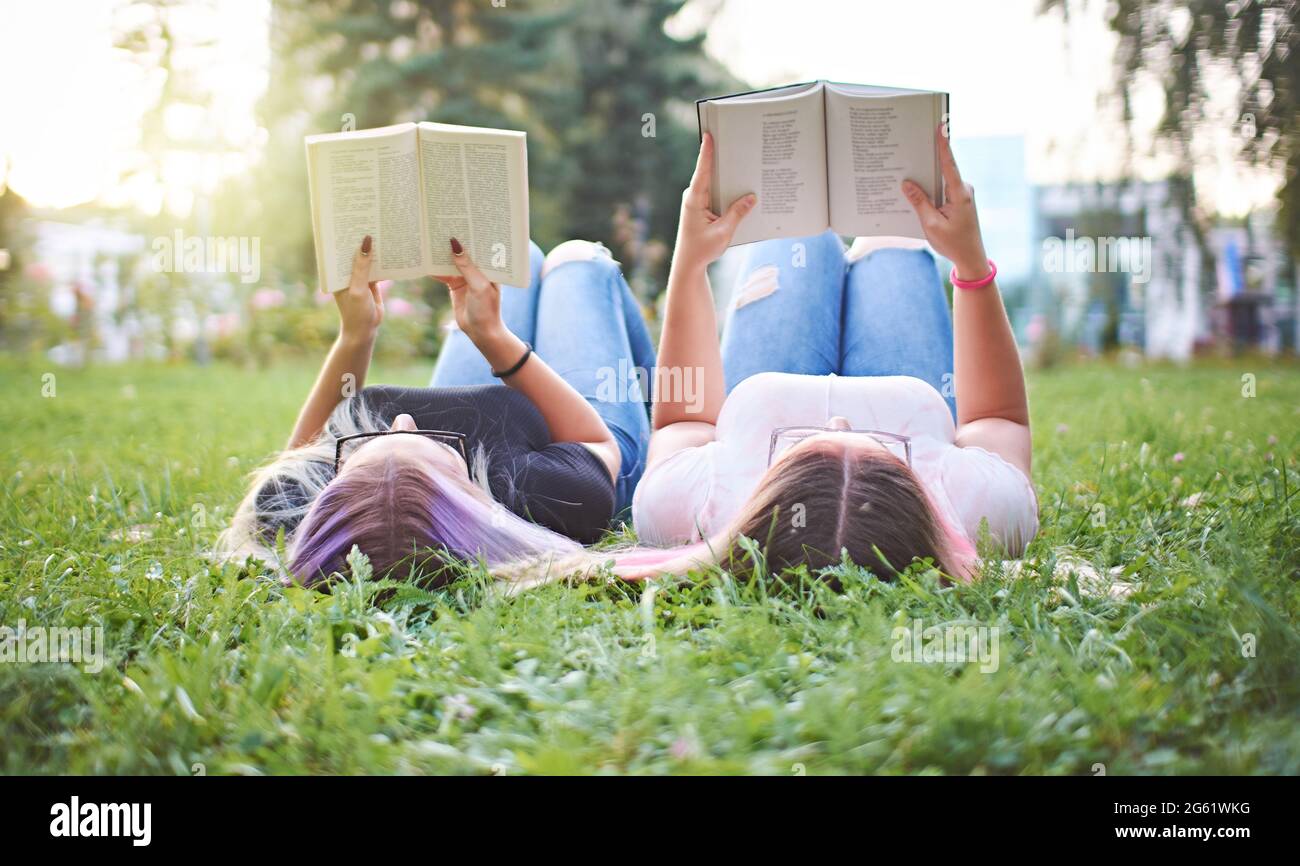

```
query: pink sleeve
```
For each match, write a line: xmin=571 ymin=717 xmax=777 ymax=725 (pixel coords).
xmin=939 ymin=446 xmax=1040 ymax=557
xmin=631 ymin=444 xmax=715 ymax=547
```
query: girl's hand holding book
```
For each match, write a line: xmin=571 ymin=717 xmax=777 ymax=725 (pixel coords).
xmin=435 ymin=237 xmax=513 ymax=357
xmin=674 ymin=132 xmax=757 ymax=275
xmin=901 ymin=126 xmax=991 ymax=282
xmin=336 ymin=235 xmax=384 ymax=343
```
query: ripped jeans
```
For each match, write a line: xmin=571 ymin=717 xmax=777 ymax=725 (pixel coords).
xmin=430 ymin=240 xmax=656 ymax=513
xmin=719 ymin=230 xmax=957 ymax=420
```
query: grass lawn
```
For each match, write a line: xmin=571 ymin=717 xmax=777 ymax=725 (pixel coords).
xmin=1 ymin=357 xmax=1297 ymax=775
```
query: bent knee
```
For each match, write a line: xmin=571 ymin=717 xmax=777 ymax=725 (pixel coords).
xmin=541 ymin=240 xmax=619 ymax=280
xmin=846 ymin=235 xmax=930 ymax=264
xmin=732 ymin=231 xmax=844 ymax=310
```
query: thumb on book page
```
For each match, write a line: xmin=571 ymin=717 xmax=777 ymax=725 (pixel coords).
xmin=901 ymin=180 xmax=939 ymax=223
xmin=347 ymin=234 xmax=374 ymax=291
xmin=717 ymin=193 xmax=757 ymax=233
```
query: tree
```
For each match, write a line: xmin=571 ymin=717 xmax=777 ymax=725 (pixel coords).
xmin=550 ymin=0 xmax=742 ymax=298
xmin=258 ymin=0 xmax=738 ymax=294
xmin=1042 ymin=0 xmax=1299 ymax=257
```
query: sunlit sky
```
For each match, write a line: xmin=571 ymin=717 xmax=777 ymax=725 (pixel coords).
xmin=0 ymin=0 xmax=1276 ymax=217
xmin=0 ymin=0 xmax=269 ymax=213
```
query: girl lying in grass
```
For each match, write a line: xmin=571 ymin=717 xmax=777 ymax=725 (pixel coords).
xmin=221 ymin=235 xmax=656 ymax=585
xmin=507 ymin=126 xmax=1037 ymax=589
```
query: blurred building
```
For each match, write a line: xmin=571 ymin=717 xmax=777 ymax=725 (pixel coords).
xmin=30 ymin=218 xmax=147 ymax=364
xmin=1209 ymin=211 xmax=1297 ymax=355
xmin=24 ymin=214 xmax=262 ymax=364
xmin=1033 ymin=179 xmax=1296 ymax=359
xmin=1034 ymin=178 xmax=1201 ymax=360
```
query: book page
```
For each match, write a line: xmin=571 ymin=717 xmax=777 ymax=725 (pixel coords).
xmin=825 ymin=88 xmax=945 ymax=238
xmin=417 ymin=122 xmax=530 ymax=287
xmin=305 ymin=123 xmax=427 ymax=292
xmin=706 ymin=84 xmax=828 ymax=246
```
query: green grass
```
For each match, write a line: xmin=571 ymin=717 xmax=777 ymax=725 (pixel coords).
xmin=1 ymin=357 xmax=1297 ymax=775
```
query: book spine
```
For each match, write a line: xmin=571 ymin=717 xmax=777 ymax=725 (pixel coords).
xmin=937 ymin=93 xmax=949 ymax=208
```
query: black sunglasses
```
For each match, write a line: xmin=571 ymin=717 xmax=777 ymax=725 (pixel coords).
xmin=333 ymin=429 xmax=468 ymax=473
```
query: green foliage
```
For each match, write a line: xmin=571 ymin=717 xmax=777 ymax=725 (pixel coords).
xmin=0 ymin=270 xmax=75 ymax=356
xmin=0 ymin=358 xmax=1297 ymax=773
xmin=222 ymin=287 xmax=438 ymax=367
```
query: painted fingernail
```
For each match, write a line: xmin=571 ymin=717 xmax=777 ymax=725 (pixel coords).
xmin=361 ymin=235 xmax=372 ymax=255
xmin=450 ymin=237 xmax=463 ymax=255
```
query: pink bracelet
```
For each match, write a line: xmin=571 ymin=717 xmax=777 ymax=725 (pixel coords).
xmin=949 ymin=259 xmax=997 ymax=290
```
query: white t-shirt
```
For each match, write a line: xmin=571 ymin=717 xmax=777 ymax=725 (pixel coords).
xmin=632 ymin=372 xmax=1038 ymax=556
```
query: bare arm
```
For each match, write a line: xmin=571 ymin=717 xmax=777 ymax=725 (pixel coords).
xmin=288 ymin=237 xmax=384 ymax=449
xmin=437 ymin=242 xmax=621 ymax=481
xmin=902 ymin=128 xmax=1032 ymax=476
xmin=950 ymin=282 xmax=1031 ymax=474
xmin=648 ymin=134 xmax=756 ymax=465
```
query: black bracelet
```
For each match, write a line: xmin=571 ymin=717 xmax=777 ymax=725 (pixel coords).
xmin=491 ymin=342 xmax=533 ymax=379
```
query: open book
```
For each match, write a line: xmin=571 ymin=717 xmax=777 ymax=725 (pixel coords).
xmin=306 ymin=122 xmax=530 ymax=292
xmin=697 ymin=81 xmax=948 ymax=246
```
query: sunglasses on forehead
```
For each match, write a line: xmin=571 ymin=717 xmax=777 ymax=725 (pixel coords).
xmin=333 ymin=429 xmax=468 ymax=474
xmin=768 ymin=426 xmax=912 ymax=467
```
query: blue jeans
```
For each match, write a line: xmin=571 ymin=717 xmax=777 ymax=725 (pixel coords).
xmin=430 ymin=241 xmax=656 ymax=513
xmin=719 ymin=230 xmax=956 ymax=419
